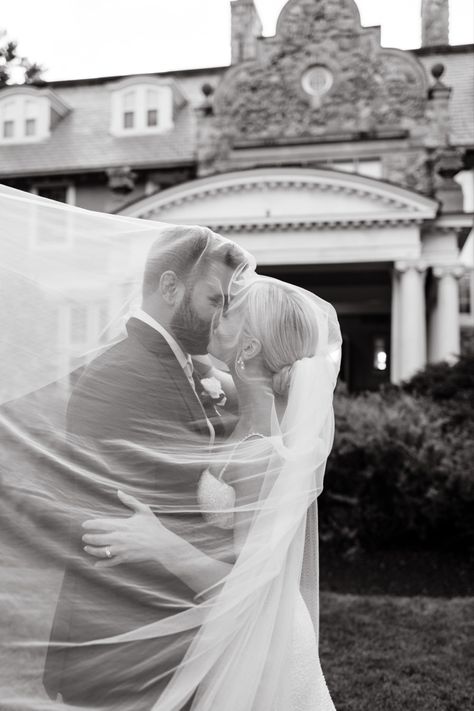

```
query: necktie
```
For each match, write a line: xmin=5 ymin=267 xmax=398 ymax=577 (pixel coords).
xmin=183 ymin=356 xmax=194 ymax=386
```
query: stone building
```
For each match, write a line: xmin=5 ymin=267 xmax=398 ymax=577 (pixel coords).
xmin=0 ymin=0 xmax=473 ymax=389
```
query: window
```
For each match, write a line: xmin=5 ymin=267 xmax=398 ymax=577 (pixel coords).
xmin=146 ymin=89 xmax=159 ymax=127
xmin=147 ymin=109 xmax=158 ymax=127
xmin=25 ymin=118 xmax=36 ymax=136
xmin=123 ymin=111 xmax=134 ymax=128
xmin=122 ymin=91 xmax=136 ymax=129
xmin=109 ymin=78 xmax=183 ymax=136
xmin=2 ymin=100 xmax=15 ymax=138
xmin=0 ymin=93 xmax=47 ymax=143
xmin=3 ymin=120 xmax=14 ymax=138
xmin=28 ymin=183 xmax=76 ymax=249
xmin=373 ymin=337 xmax=387 ymax=371
xmin=0 ymin=89 xmax=69 ymax=144
xmin=35 ymin=184 xmax=70 ymax=203
xmin=24 ymin=100 xmax=39 ymax=136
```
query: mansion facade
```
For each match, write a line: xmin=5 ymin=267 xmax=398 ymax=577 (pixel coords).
xmin=1 ymin=0 xmax=473 ymax=390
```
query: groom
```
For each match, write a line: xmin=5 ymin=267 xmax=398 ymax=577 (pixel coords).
xmin=43 ymin=226 xmax=251 ymax=710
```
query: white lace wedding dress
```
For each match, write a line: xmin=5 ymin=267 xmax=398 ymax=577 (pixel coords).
xmin=198 ymin=450 xmax=337 ymax=711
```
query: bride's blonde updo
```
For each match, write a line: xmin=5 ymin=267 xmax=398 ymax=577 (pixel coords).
xmin=240 ymin=280 xmax=319 ymax=396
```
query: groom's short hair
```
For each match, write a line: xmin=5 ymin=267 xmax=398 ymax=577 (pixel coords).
xmin=142 ymin=225 xmax=247 ymax=298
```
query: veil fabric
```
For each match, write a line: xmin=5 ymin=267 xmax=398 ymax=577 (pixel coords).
xmin=0 ymin=184 xmax=341 ymax=711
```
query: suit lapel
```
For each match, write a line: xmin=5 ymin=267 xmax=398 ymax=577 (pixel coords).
xmin=126 ymin=318 xmax=213 ymax=441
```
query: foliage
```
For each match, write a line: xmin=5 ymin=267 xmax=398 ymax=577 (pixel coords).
xmin=461 ymin=326 xmax=474 ymax=357
xmin=0 ymin=29 xmax=43 ymax=88
xmin=320 ymin=359 xmax=474 ymax=554
xmin=400 ymin=353 xmax=474 ymax=405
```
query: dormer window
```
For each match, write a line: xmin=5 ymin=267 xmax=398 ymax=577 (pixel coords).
xmin=0 ymin=87 xmax=70 ymax=144
xmin=0 ymin=95 xmax=42 ymax=141
xmin=109 ymin=76 xmax=186 ymax=137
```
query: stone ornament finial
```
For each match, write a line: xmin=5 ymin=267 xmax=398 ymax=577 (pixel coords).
xmin=231 ymin=0 xmax=263 ymax=64
xmin=428 ymin=62 xmax=451 ymax=100
xmin=199 ymin=83 xmax=215 ymax=117
xmin=421 ymin=0 xmax=449 ymax=47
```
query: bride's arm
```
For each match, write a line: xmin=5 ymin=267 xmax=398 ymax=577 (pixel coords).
xmin=227 ymin=438 xmax=274 ymax=555
xmin=82 ymin=490 xmax=232 ymax=595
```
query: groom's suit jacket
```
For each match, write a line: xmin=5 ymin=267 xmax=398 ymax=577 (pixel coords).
xmin=43 ymin=318 xmax=232 ymax=710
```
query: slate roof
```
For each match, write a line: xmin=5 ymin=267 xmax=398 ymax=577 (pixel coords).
xmin=0 ymin=45 xmax=472 ymax=179
xmin=414 ymin=44 xmax=474 ymax=147
xmin=0 ymin=68 xmax=225 ymax=177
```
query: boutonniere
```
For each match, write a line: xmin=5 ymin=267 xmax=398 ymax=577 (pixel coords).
xmin=200 ymin=376 xmax=227 ymax=408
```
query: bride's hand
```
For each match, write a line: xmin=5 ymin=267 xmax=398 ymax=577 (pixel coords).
xmin=82 ymin=490 xmax=173 ymax=568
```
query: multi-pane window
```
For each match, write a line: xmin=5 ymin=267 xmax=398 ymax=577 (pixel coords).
xmin=122 ymin=91 xmax=136 ymax=129
xmin=2 ymin=100 xmax=15 ymax=138
xmin=36 ymin=184 xmax=69 ymax=203
xmin=24 ymin=100 xmax=39 ymax=136
xmin=3 ymin=120 xmax=14 ymax=138
xmin=146 ymin=89 xmax=159 ymax=127
xmin=120 ymin=87 xmax=163 ymax=132
xmin=111 ymin=82 xmax=174 ymax=136
xmin=0 ymin=95 xmax=47 ymax=142
xmin=25 ymin=119 xmax=36 ymax=136
xmin=147 ymin=109 xmax=158 ymax=127
xmin=29 ymin=184 xmax=75 ymax=249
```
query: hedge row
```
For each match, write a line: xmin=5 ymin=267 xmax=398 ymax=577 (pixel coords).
xmin=320 ymin=355 xmax=474 ymax=553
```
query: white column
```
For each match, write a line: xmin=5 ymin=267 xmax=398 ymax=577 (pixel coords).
xmin=428 ymin=265 xmax=464 ymax=363
xmin=390 ymin=266 xmax=400 ymax=383
xmin=394 ymin=260 xmax=427 ymax=381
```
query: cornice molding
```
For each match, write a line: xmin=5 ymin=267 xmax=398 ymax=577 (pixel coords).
xmin=140 ymin=178 xmax=411 ymax=220
xmin=120 ymin=168 xmax=439 ymax=224
xmin=141 ymin=215 xmax=427 ymax=232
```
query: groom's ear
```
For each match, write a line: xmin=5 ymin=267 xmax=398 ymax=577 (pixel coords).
xmin=160 ymin=271 xmax=184 ymax=305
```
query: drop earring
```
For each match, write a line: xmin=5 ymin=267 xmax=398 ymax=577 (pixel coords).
xmin=237 ymin=355 xmax=245 ymax=370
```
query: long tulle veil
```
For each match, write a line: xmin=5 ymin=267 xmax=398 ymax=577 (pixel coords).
xmin=0 ymin=184 xmax=341 ymax=710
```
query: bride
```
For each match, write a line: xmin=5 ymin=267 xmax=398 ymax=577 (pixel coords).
xmin=82 ymin=274 xmax=340 ymax=710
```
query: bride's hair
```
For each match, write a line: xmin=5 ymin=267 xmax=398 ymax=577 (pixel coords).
xmin=240 ymin=281 xmax=319 ymax=395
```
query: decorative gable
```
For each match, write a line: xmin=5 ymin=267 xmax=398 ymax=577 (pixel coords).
xmin=211 ymin=0 xmax=428 ymax=145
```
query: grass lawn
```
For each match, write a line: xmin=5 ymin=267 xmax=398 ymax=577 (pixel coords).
xmin=319 ymin=592 xmax=474 ymax=711
xmin=1 ymin=569 xmax=473 ymax=710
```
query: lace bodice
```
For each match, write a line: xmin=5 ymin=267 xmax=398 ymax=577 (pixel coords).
xmin=197 ymin=433 xmax=264 ymax=530
xmin=197 ymin=469 xmax=236 ymax=529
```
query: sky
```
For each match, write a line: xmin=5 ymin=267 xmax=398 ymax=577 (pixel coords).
xmin=0 ymin=0 xmax=473 ymax=82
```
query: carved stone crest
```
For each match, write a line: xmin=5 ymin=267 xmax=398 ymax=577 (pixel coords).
xmin=205 ymin=0 xmax=428 ymax=156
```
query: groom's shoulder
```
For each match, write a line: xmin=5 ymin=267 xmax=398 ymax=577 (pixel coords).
xmin=75 ymin=333 xmax=169 ymax=393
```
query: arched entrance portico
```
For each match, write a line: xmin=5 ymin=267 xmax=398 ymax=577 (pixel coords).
xmin=120 ymin=167 xmax=463 ymax=389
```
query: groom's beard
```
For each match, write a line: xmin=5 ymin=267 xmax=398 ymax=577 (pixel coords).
xmin=170 ymin=291 xmax=212 ymax=355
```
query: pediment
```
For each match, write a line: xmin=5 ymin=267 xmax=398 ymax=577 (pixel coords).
xmin=120 ymin=168 xmax=438 ymax=230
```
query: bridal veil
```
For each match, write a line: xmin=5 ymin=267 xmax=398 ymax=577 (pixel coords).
xmin=0 ymin=184 xmax=341 ymax=710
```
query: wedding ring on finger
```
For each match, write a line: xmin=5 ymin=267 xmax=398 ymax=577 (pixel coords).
xmin=104 ymin=546 xmax=112 ymax=559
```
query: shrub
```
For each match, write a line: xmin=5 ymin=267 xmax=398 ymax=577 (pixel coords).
xmin=320 ymin=362 xmax=474 ymax=554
